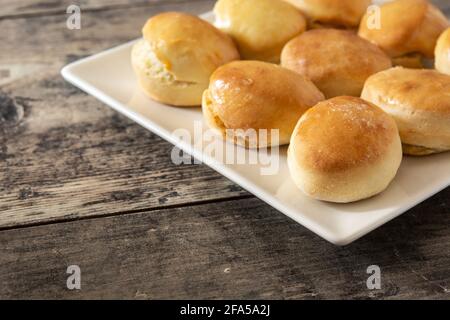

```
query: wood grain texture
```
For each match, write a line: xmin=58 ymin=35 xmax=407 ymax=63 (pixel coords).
xmin=0 ymin=0 xmax=198 ymax=18
xmin=1 ymin=190 xmax=449 ymax=299
xmin=0 ymin=0 xmax=250 ymax=229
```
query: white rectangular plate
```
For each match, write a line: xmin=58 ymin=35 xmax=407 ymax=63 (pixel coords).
xmin=61 ymin=12 xmax=450 ymax=245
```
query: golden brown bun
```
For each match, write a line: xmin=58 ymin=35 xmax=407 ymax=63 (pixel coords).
xmin=281 ymin=29 xmax=392 ymax=98
xmin=202 ymin=61 xmax=325 ymax=148
xmin=213 ymin=0 xmax=306 ymax=63
xmin=361 ymin=67 xmax=450 ymax=155
xmin=358 ymin=0 xmax=449 ymax=58
xmin=435 ymin=28 xmax=450 ymax=75
xmin=284 ymin=0 xmax=371 ymax=28
xmin=288 ymin=96 xmax=402 ymax=203
xmin=131 ymin=12 xmax=239 ymax=106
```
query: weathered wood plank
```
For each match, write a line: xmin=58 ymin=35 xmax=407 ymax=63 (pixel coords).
xmin=0 ymin=0 xmax=214 ymax=72
xmin=0 ymin=0 xmax=250 ymax=229
xmin=0 ymin=0 xmax=200 ymax=18
xmin=1 ymin=190 xmax=449 ymax=299
xmin=0 ymin=96 xmax=248 ymax=228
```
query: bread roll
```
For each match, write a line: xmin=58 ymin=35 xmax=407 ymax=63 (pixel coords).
xmin=131 ymin=12 xmax=239 ymax=107
xmin=361 ymin=67 xmax=450 ymax=155
xmin=435 ymin=28 xmax=450 ymax=76
xmin=288 ymin=96 xmax=402 ymax=203
xmin=284 ymin=0 xmax=371 ymax=28
xmin=281 ymin=29 xmax=392 ymax=98
xmin=358 ymin=0 xmax=449 ymax=60
xmin=202 ymin=61 xmax=324 ymax=148
xmin=213 ymin=0 xmax=306 ymax=63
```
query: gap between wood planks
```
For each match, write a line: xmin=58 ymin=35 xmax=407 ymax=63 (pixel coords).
xmin=0 ymin=0 xmax=213 ymax=21
xmin=0 ymin=194 xmax=254 ymax=232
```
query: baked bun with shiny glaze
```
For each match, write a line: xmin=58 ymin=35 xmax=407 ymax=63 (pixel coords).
xmin=435 ymin=28 xmax=450 ymax=75
xmin=358 ymin=0 xmax=449 ymax=62
xmin=131 ymin=12 xmax=239 ymax=107
xmin=214 ymin=0 xmax=306 ymax=63
xmin=284 ymin=0 xmax=371 ymax=28
xmin=202 ymin=61 xmax=325 ymax=148
xmin=281 ymin=29 xmax=392 ymax=98
xmin=288 ymin=96 xmax=402 ymax=203
xmin=362 ymin=67 xmax=450 ymax=155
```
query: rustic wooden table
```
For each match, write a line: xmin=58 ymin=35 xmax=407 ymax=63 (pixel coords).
xmin=0 ymin=0 xmax=449 ymax=300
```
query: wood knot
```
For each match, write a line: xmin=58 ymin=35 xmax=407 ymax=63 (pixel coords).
xmin=0 ymin=92 xmax=24 ymax=128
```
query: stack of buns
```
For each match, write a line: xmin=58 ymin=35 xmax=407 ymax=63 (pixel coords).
xmin=132 ymin=0 xmax=450 ymax=203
